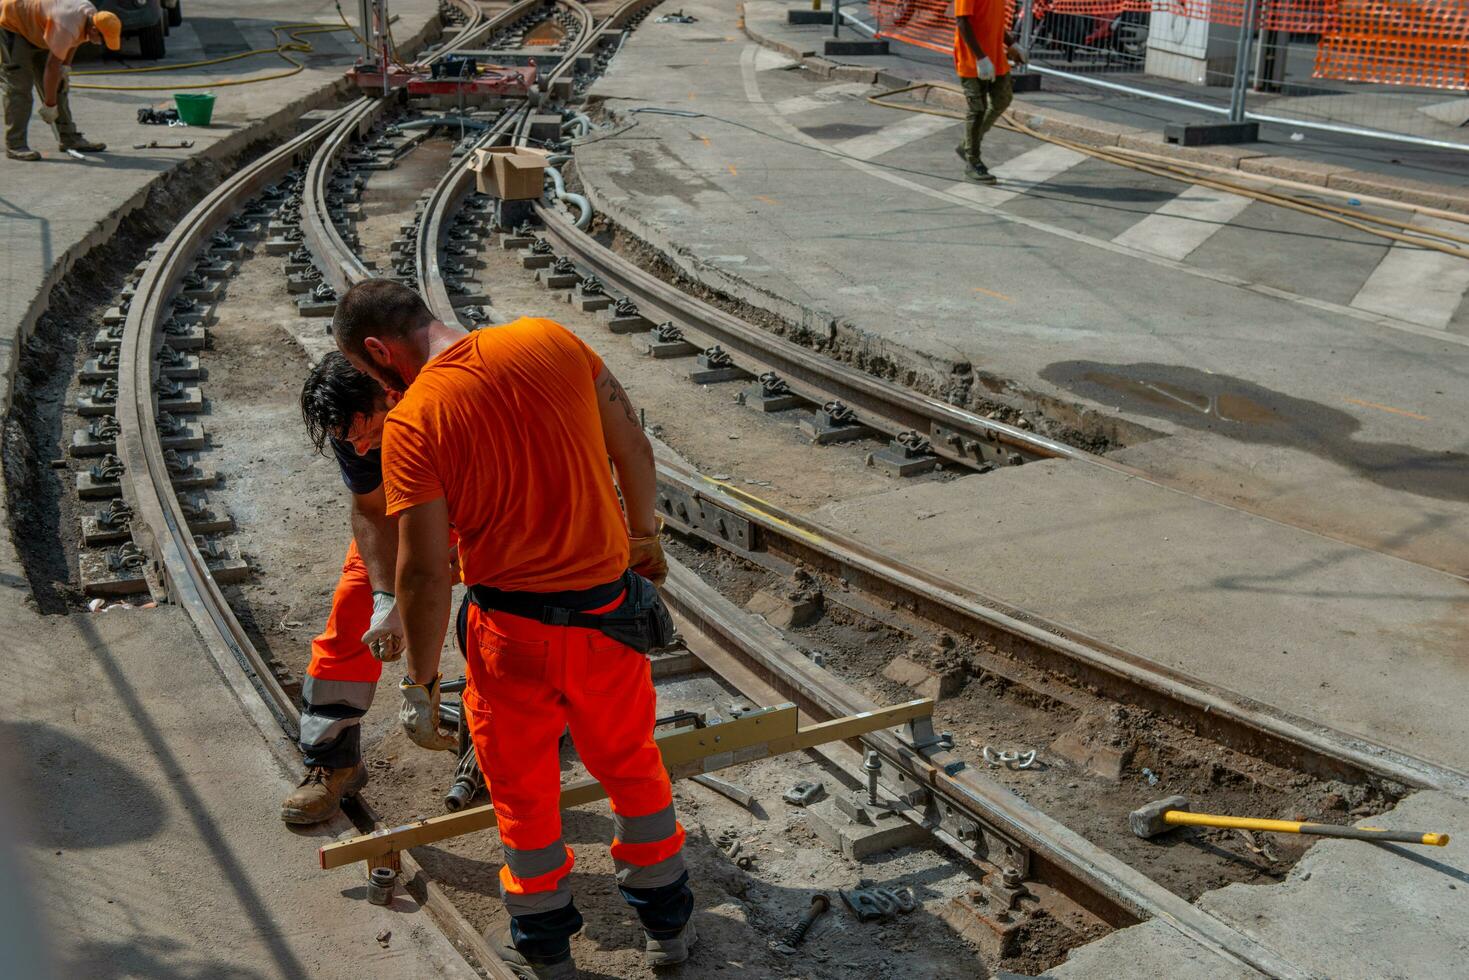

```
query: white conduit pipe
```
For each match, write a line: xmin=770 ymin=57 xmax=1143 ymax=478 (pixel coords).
xmin=561 ymin=113 xmax=592 ymax=137
xmin=545 ymin=165 xmax=593 ymax=229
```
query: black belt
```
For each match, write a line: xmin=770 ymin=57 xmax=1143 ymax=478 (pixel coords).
xmin=466 ymin=570 xmax=676 ymax=654
xmin=467 ymin=573 xmax=628 ymax=626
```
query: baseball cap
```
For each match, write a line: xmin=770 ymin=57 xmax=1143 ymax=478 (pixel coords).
xmin=93 ymin=11 xmax=122 ymax=51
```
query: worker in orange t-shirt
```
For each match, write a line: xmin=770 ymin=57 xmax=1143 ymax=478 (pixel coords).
xmin=0 ymin=0 xmax=119 ymax=159
xmin=953 ymin=0 xmax=1026 ymax=183
xmin=332 ymin=279 xmax=692 ymax=980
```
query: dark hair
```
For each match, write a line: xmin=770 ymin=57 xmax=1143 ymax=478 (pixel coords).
xmin=331 ymin=278 xmax=435 ymax=357
xmin=300 ymin=352 xmax=387 ymax=453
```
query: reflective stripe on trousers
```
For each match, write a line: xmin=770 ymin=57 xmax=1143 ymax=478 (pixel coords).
xmin=299 ymin=540 xmax=381 ymax=768
xmin=461 ymin=597 xmax=691 ymax=955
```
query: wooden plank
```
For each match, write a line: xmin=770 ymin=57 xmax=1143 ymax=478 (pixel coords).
xmin=319 ymin=698 xmax=933 ymax=869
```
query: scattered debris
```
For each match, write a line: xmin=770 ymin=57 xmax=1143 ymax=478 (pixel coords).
xmin=783 ymin=780 xmax=825 ymax=807
xmin=841 ymin=883 xmax=917 ymax=923
xmin=375 ymin=928 xmax=391 ymax=948
xmin=982 ymin=746 xmax=1037 ymax=770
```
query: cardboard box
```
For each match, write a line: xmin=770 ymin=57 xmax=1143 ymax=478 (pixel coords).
xmin=472 ymin=146 xmax=549 ymax=201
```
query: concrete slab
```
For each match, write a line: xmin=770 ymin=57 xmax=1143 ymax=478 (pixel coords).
xmin=577 ymin=0 xmax=1469 ymax=578
xmin=811 ymin=461 xmax=1469 ymax=773
xmin=0 ymin=602 xmax=477 ymax=978
xmin=1052 ymin=791 xmax=1469 ymax=979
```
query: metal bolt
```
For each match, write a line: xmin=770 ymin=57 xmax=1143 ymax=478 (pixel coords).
xmin=864 ymin=750 xmax=882 ymax=807
xmin=1002 ymin=866 xmax=1023 ymax=889
xmin=782 ymin=892 xmax=830 ymax=949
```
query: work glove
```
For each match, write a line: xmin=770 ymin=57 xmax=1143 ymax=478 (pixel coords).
xmin=628 ymin=519 xmax=667 ymax=587
xmin=38 ymin=103 xmax=60 ymax=126
xmin=361 ymin=591 xmax=404 ymax=662
xmin=399 ymin=674 xmax=458 ymax=752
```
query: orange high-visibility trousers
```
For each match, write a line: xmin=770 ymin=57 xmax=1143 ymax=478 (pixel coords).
xmin=461 ymin=596 xmax=689 ymax=956
xmin=300 ymin=540 xmax=382 ymax=768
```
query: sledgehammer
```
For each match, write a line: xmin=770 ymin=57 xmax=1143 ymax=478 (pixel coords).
xmin=1130 ymin=795 xmax=1449 ymax=847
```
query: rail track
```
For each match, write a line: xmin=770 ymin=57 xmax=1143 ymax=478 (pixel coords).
xmin=97 ymin=0 xmax=1443 ymax=976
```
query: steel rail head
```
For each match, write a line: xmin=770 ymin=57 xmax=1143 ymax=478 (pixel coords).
xmin=116 ymin=114 xmax=349 ymax=734
xmin=660 ymin=558 xmax=1319 ymax=980
xmin=301 ymin=0 xmax=541 ymax=297
xmin=530 ymin=204 xmax=1080 ymax=470
xmin=655 ymin=463 xmax=1469 ymax=797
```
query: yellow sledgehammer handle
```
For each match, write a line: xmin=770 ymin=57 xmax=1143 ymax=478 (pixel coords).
xmin=1164 ymin=810 xmax=1449 ymax=847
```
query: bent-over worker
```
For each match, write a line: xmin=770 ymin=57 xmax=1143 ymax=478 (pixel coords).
xmin=0 ymin=0 xmax=117 ymax=159
xmin=286 ymin=352 xmax=461 ymax=824
xmin=332 ymin=280 xmax=689 ymax=979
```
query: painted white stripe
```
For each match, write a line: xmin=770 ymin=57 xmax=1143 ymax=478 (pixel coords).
xmin=831 ymin=113 xmax=958 ymax=161
xmin=945 ymin=143 xmax=1089 ymax=206
xmin=1112 ymin=185 xmax=1253 ymax=261
xmin=1351 ymin=216 xmax=1469 ymax=329
xmin=774 ymin=82 xmax=873 ymax=116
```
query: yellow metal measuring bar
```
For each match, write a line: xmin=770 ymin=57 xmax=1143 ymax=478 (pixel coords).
xmin=320 ymin=698 xmax=934 ymax=870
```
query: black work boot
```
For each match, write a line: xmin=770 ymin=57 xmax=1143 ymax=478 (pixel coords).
xmin=280 ymin=763 xmax=367 ymax=824
xmin=965 ymin=161 xmax=998 ymax=184
xmin=60 ymin=136 xmax=106 ymax=153
xmin=6 ymin=146 xmax=40 ymax=161
xmin=493 ymin=928 xmax=577 ymax=979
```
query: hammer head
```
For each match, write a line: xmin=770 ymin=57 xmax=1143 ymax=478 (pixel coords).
xmin=1130 ymin=795 xmax=1190 ymax=839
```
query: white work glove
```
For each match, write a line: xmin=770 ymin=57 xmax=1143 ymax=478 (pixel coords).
xmin=361 ymin=590 xmax=404 ymax=662
xmin=399 ymin=675 xmax=458 ymax=752
xmin=38 ymin=103 xmax=60 ymax=126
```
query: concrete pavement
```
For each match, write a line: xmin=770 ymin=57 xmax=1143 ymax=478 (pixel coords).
xmin=1049 ymin=791 xmax=1469 ymax=978
xmin=575 ymin=0 xmax=1469 ymax=579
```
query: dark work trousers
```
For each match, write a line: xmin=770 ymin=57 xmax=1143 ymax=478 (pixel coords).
xmin=960 ymin=73 xmax=1013 ymax=165
xmin=1 ymin=29 xmax=80 ymax=151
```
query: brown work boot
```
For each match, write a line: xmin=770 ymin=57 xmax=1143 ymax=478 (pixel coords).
xmin=492 ymin=929 xmax=577 ymax=979
xmin=60 ymin=136 xmax=106 ymax=153
xmin=280 ymin=763 xmax=367 ymax=825
xmin=645 ymin=917 xmax=697 ymax=968
xmin=6 ymin=146 xmax=41 ymax=161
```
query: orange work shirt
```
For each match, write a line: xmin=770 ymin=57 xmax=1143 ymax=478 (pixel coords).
xmin=381 ymin=318 xmax=630 ymax=592
xmin=953 ymin=0 xmax=1010 ymax=79
xmin=0 ymin=0 xmax=95 ymax=58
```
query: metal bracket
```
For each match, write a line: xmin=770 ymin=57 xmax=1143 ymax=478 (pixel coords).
xmin=657 ymin=485 xmax=757 ymax=552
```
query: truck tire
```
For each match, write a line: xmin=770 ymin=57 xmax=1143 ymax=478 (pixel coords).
xmin=138 ymin=22 xmax=166 ymax=60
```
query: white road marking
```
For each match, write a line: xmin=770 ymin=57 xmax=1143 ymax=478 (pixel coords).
xmin=737 ymin=43 xmax=1469 ymax=347
xmin=946 ymin=143 xmax=1089 ymax=206
xmin=774 ymin=82 xmax=874 ymax=116
xmin=1351 ymin=217 xmax=1469 ymax=330
xmin=831 ymin=113 xmax=958 ymax=161
xmin=1112 ymin=185 xmax=1254 ymax=261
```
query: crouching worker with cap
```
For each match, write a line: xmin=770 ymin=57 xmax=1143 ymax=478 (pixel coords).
xmin=0 ymin=0 xmax=119 ymax=159
xmin=333 ymin=279 xmax=691 ymax=978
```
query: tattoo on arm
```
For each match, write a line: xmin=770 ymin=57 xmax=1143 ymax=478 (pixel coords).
xmin=601 ymin=370 xmax=638 ymax=426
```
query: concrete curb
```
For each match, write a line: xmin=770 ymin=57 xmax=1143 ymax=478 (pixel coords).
xmin=0 ymin=13 xmax=442 ymax=580
xmin=738 ymin=5 xmax=1469 ymax=217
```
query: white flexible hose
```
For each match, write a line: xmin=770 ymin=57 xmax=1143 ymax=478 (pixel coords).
xmin=545 ymin=165 xmax=593 ymax=229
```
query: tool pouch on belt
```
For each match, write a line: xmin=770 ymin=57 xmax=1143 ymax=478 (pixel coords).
xmin=469 ymin=570 xmax=676 ymax=655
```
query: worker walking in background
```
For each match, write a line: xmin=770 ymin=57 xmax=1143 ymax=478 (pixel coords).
xmin=953 ymin=0 xmax=1025 ymax=183
xmin=332 ymin=280 xmax=691 ymax=979
xmin=0 ymin=0 xmax=118 ymax=160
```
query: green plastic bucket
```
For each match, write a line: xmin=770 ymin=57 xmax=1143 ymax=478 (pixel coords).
xmin=174 ymin=93 xmax=215 ymax=126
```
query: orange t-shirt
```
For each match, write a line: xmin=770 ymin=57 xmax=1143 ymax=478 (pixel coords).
xmin=953 ymin=0 xmax=1010 ymax=79
xmin=381 ymin=318 xmax=629 ymax=592
xmin=0 ymin=0 xmax=95 ymax=57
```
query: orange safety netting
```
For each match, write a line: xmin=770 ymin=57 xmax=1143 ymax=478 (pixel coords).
xmin=1313 ymin=0 xmax=1469 ymax=88
xmin=866 ymin=0 xmax=1467 ymax=88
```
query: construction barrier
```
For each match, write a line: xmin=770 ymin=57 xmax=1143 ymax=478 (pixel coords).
xmin=866 ymin=0 xmax=1468 ymax=88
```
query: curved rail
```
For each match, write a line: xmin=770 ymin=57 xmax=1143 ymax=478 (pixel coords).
xmin=302 ymin=0 xmax=521 ymax=295
xmin=421 ymin=0 xmax=600 ymax=325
